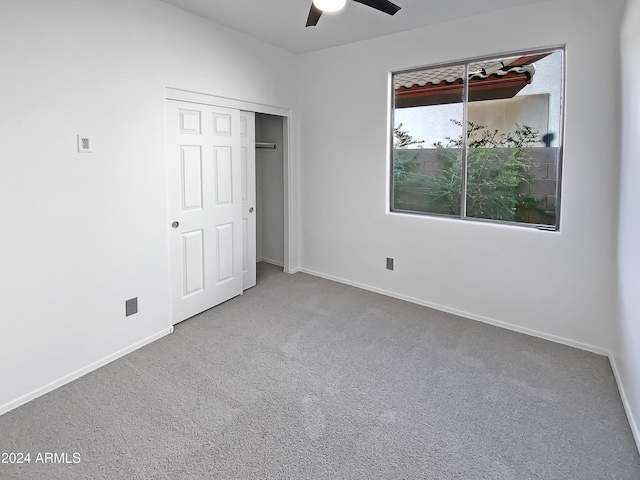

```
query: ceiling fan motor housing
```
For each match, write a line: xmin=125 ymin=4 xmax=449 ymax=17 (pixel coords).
xmin=312 ymin=0 xmax=347 ymax=12
xmin=306 ymin=0 xmax=401 ymax=27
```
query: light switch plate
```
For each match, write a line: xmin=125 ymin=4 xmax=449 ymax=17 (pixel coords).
xmin=77 ymin=135 xmax=92 ymax=153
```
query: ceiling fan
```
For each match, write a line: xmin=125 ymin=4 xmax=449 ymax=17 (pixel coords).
xmin=306 ymin=0 xmax=401 ymax=27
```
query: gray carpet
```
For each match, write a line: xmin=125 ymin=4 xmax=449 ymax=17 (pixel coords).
xmin=1 ymin=263 xmax=639 ymax=479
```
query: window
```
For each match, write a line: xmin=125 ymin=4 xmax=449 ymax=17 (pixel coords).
xmin=391 ymin=48 xmax=564 ymax=229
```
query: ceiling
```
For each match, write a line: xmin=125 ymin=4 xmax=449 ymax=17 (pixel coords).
xmin=157 ymin=0 xmax=553 ymax=54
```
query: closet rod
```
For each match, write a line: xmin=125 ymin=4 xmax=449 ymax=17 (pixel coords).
xmin=255 ymin=142 xmax=276 ymax=150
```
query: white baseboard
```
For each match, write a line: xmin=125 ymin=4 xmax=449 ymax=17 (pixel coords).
xmin=0 ymin=326 xmax=174 ymax=417
xmin=609 ymin=355 xmax=640 ymax=454
xmin=297 ymin=267 xmax=608 ymax=356
xmin=259 ymin=257 xmax=284 ymax=267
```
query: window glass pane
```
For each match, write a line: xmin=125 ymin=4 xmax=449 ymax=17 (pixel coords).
xmin=393 ymin=65 xmax=464 ymax=215
xmin=464 ymin=51 xmax=562 ymax=225
xmin=391 ymin=49 xmax=563 ymax=228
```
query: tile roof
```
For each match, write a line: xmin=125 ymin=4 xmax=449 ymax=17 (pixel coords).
xmin=394 ymin=58 xmax=535 ymax=90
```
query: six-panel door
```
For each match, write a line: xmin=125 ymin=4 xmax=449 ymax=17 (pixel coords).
xmin=166 ymin=100 xmax=244 ymax=324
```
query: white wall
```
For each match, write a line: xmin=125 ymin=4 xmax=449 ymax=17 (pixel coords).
xmin=256 ymin=114 xmax=285 ymax=266
xmin=296 ymin=0 xmax=624 ymax=352
xmin=0 ymin=0 xmax=295 ymax=412
xmin=616 ymin=0 xmax=640 ymax=448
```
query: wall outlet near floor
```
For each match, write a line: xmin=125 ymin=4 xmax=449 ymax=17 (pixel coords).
xmin=386 ymin=257 xmax=394 ymax=270
xmin=125 ymin=297 xmax=138 ymax=317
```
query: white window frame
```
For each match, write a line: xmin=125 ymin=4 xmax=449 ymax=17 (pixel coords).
xmin=389 ymin=46 xmax=565 ymax=231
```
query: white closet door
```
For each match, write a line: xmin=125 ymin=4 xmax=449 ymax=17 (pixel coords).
xmin=166 ymin=100 xmax=243 ymax=324
xmin=240 ymin=111 xmax=257 ymax=290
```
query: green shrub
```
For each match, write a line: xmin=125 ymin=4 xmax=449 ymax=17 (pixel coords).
xmin=394 ymin=121 xmax=545 ymax=223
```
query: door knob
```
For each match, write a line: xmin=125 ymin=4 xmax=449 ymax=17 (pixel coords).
xmin=171 ymin=221 xmax=179 ymax=228
xmin=249 ymin=207 xmax=254 ymax=213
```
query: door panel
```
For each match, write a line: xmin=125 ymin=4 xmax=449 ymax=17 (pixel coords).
xmin=241 ymin=147 xmax=248 ymax=202
xmin=167 ymin=100 xmax=243 ymax=324
xmin=214 ymin=147 xmax=233 ymax=205
xmin=240 ymin=111 xmax=256 ymax=290
xmin=182 ymin=230 xmax=205 ymax=295
xmin=216 ymin=223 xmax=235 ymax=284
xmin=242 ymin=218 xmax=249 ymax=277
xmin=180 ymin=146 xmax=203 ymax=210
xmin=179 ymin=109 xmax=201 ymax=134
xmin=213 ymin=113 xmax=232 ymax=136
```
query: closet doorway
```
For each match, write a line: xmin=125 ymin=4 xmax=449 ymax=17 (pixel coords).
xmin=255 ymin=113 xmax=286 ymax=270
xmin=165 ymin=88 xmax=293 ymax=325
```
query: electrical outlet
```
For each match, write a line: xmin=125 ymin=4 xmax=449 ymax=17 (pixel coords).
xmin=125 ymin=297 xmax=138 ymax=317
xmin=386 ymin=257 xmax=394 ymax=270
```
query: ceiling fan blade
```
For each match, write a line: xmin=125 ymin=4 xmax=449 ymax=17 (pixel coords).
xmin=306 ymin=3 xmax=323 ymax=27
xmin=353 ymin=0 xmax=401 ymax=16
